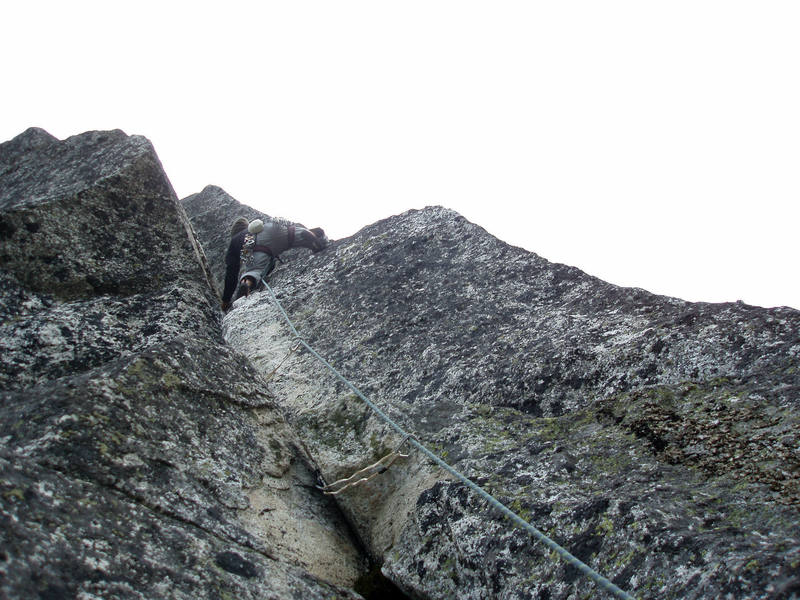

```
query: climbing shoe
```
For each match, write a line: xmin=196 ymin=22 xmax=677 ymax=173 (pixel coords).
xmin=236 ymin=278 xmax=253 ymax=300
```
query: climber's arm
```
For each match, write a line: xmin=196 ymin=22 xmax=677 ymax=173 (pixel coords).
xmin=293 ymin=226 xmax=327 ymax=253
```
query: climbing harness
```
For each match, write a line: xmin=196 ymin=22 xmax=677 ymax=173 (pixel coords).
xmin=263 ymin=283 xmax=637 ymax=600
xmin=239 ymin=231 xmax=277 ymax=290
xmin=318 ymin=435 xmax=413 ymax=495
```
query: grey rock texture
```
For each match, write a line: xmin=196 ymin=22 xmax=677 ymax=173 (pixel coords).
xmin=3 ymin=123 xmax=798 ymax=599
xmin=0 ymin=128 xmax=367 ymax=599
xmin=182 ymin=185 xmax=271 ymax=293
xmin=207 ymin=203 xmax=800 ymax=599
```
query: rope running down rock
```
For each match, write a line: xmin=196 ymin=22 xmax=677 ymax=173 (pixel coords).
xmin=263 ymin=283 xmax=638 ymax=600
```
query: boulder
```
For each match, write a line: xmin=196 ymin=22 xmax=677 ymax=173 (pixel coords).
xmin=0 ymin=128 xmax=367 ymax=599
xmin=211 ymin=203 xmax=800 ymax=599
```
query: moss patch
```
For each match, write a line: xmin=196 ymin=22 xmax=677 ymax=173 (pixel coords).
xmin=599 ymin=379 xmax=800 ymax=507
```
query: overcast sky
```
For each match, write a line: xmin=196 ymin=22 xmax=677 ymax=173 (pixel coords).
xmin=2 ymin=1 xmax=798 ymax=309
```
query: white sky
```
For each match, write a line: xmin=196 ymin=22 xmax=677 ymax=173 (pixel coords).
xmin=2 ymin=1 xmax=798 ymax=309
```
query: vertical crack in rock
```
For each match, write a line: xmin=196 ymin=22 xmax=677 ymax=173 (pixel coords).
xmin=4 ymin=124 xmax=797 ymax=599
xmin=0 ymin=128 xmax=367 ymax=599
xmin=191 ymin=191 xmax=800 ymax=600
xmin=235 ymin=405 xmax=370 ymax=587
xmin=222 ymin=294 xmax=448 ymax=566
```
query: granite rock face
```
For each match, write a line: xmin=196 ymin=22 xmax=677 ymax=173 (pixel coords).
xmin=3 ymin=124 xmax=798 ymax=600
xmin=0 ymin=129 xmax=367 ymax=599
xmin=208 ymin=203 xmax=800 ymax=599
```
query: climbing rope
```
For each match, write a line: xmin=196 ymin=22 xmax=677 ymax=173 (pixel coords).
xmin=263 ymin=283 xmax=637 ymax=600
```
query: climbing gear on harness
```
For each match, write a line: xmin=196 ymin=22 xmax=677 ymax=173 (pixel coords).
xmin=317 ymin=435 xmax=414 ymax=496
xmin=241 ymin=219 xmax=274 ymax=265
xmin=240 ymin=223 xmax=278 ymax=286
xmin=240 ymin=232 xmax=257 ymax=263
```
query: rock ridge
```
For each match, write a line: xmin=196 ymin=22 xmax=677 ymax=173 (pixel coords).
xmin=2 ymin=125 xmax=798 ymax=600
xmin=204 ymin=197 xmax=799 ymax=599
xmin=1 ymin=128 xmax=369 ymax=599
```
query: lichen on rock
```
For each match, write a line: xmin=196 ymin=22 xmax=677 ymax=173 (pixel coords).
xmin=1 ymin=128 xmax=368 ymax=599
xmin=3 ymin=123 xmax=798 ymax=599
xmin=209 ymin=199 xmax=800 ymax=599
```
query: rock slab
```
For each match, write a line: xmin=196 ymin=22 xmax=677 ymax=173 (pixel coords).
xmin=211 ymin=202 xmax=800 ymax=599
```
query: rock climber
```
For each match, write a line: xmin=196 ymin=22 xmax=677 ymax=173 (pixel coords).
xmin=221 ymin=216 xmax=327 ymax=311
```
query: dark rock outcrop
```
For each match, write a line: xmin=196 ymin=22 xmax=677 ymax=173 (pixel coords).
xmin=205 ymin=203 xmax=800 ymax=599
xmin=3 ymin=124 xmax=798 ymax=600
xmin=0 ymin=128 xmax=366 ymax=599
